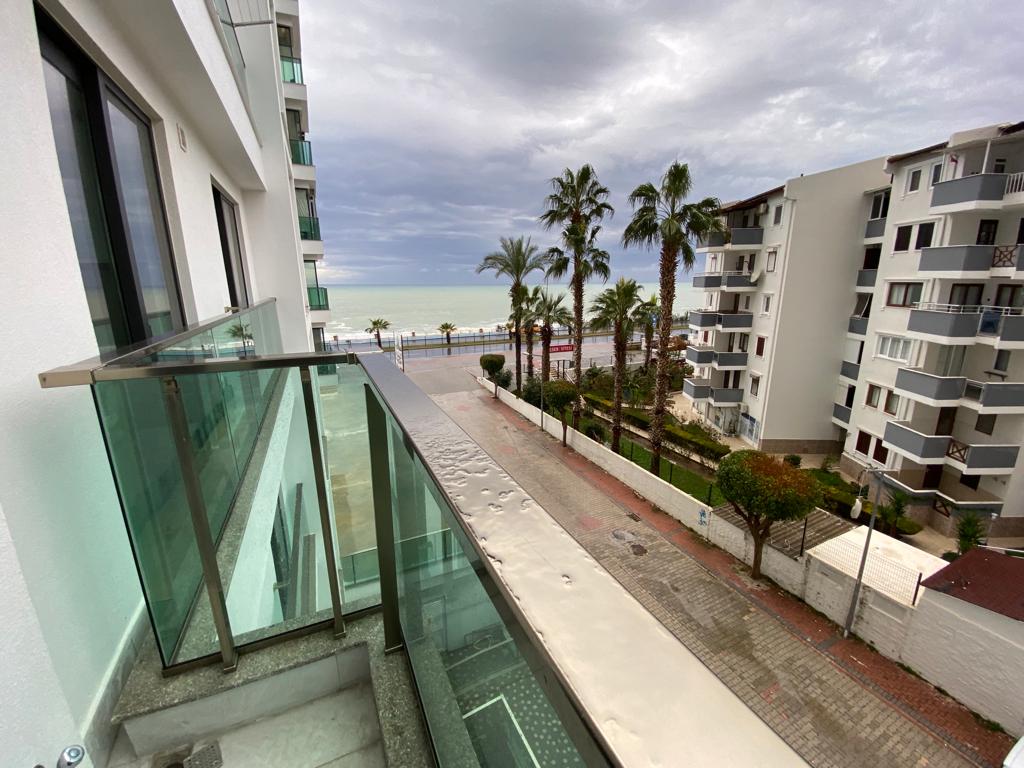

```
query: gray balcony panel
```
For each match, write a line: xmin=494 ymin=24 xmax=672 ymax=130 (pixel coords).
xmin=686 ymin=347 xmax=715 ymax=365
xmin=693 ymin=274 xmax=722 ymax=289
xmin=723 ymin=274 xmax=756 ymax=289
xmin=856 ymin=269 xmax=877 ymax=287
xmin=964 ymin=444 xmax=1020 ymax=471
xmin=832 ymin=403 xmax=851 ymax=423
xmin=979 ymin=382 xmax=1024 ymax=409
xmin=718 ymin=312 xmax=753 ymax=329
xmin=715 ymin=352 xmax=748 ymax=368
xmin=864 ymin=218 xmax=886 ymax=239
xmin=689 ymin=311 xmax=717 ymax=328
xmin=683 ymin=379 xmax=711 ymax=399
xmin=698 ymin=232 xmax=727 ymax=248
xmin=730 ymin=227 xmax=764 ymax=246
xmin=883 ymin=421 xmax=950 ymax=461
xmin=848 ymin=316 xmax=868 ymax=335
xmin=907 ymin=310 xmax=981 ymax=339
xmin=1001 ymin=315 xmax=1024 ymax=343
xmin=930 ymin=174 xmax=1007 ymax=207
xmin=894 ymin=368 xmax=966 ymax=402
xmin=711 ymin=387 xmax=744 ymax=404
xmin=919 ymin=245 xmax=994 ymax=273
xmin=839 ymin=360 xmax=860 ymax=380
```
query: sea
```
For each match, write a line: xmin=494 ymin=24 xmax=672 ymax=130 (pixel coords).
xmin=321 ymin=281 xmax=703 ymax=341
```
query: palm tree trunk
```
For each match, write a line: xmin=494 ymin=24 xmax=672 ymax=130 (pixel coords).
xmin=514 ymin=315 xmax=523 ymax=393
xmin=375 ymin=330 xmax=382 ymax=348
xmin=526 ymin=328 xmax=535 ymax=379
xmin=572 ymin=259 xmax=584 ymax=429
xmin=541 ymin=326 xmax=551 ymax=382
xmin=612 ymin=323 xmax=625 ymax=452
xmin=650 ymin=242 xmax=678 ymax=477
xmin=644 ymin=324 xmax=653 ymax=368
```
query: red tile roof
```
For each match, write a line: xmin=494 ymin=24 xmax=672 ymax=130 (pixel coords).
xmin=718 ymin=185 xmax=785 ymax=214
xmin=886 ymin=141 xmax=948 ymax=165
xmin=921 ymin=549 xmax=1024 ymax=622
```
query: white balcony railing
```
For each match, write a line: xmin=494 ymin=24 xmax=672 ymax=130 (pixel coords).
xmin=913 ymin=302 xmax=1023 ymax=316
xmin=1006 ymin=171 xmax=1024 ymax=196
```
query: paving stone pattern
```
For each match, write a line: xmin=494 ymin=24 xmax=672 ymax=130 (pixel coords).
xmin=425 ymin=381 xmax=1004 ymax=768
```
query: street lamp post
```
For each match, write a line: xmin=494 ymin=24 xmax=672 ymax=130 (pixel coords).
xmin=843 ymin=465 xmax=886 ymax=638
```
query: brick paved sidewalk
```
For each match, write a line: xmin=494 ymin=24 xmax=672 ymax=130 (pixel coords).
xmin=426 ymin=381 xmax=1014 ymax=768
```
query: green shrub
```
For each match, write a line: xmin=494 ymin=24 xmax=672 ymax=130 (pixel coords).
xmin=618 ymin=437 xmax=725 ymax=504
xmin=957 ymin=511 xmax=984 ymax=554
xmin=494 ymin=368 xmax=513 ymax=389
xmin=480 ymin=354 xmax=505 ymax=379
xmin=582 ymin=420 xmax=608 ymax=443
xmin=784 ymin=454 xmax=802 ymax=468
xmin=896 ymin=517 xmax=923 ymax=536
xmin=820 ymin=455 xmax=837 ymax=472
xmin=521 ymin=377 xmax=542 ymax=407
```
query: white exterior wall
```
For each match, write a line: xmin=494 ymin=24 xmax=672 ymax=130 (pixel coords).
xmin=1 ymin=0 xmax=312 ymax=763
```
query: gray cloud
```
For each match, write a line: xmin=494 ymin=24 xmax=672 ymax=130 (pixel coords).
xmin=301 ymin=0 xmax=1024 ymax=284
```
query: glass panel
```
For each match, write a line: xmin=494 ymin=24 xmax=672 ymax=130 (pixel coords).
xmin=281 ymin=56 xmax=303 ymax=84
xmin=41 ymin=58 xmax=130 ymax=352
xmin=104 ymin=92 xmax=180 ymax=337
xmin=215 ymin=190 xmax=249 ymax=308
xmin=378 ymin=401 xmax=598 ymax=767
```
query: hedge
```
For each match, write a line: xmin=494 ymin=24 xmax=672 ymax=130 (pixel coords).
xmin=582 ymin=393 xmax=730 ymax=463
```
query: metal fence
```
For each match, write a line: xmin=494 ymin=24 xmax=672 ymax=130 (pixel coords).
xmin=809 ymin=534 xmax=924 ymax=606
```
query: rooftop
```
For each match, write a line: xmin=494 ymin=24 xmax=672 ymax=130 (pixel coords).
xmin=718 ymin=185 xmax=785 ymax=213
xmin=921 ymin=549 xmax=1024 ymax=621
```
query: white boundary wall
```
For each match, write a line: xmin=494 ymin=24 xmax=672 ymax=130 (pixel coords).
xmin=479 ymin=378 xmax=1024 ymax=735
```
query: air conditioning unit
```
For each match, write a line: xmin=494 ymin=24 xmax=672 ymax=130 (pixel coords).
xmin=756 ymin=203 xmax=768 ymax=215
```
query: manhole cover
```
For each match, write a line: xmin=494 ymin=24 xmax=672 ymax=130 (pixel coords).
xmin=184 ymin=743 xmax=223 ymax=768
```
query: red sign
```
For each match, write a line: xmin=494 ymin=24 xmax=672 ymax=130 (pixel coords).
xmin=549 ymin=344 xmax=575 ymax=353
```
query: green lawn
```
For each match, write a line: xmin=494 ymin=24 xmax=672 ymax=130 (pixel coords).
xmin=618 ymin=437 xmax=725 ymax=505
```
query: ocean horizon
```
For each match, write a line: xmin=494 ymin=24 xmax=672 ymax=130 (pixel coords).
xmin=319 ymin=281 xmax=704 ymax=340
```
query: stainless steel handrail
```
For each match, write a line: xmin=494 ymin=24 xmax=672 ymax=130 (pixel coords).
xmin=38 ymin=298 xmax=278 ymax=388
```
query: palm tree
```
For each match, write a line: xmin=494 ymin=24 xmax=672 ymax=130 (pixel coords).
xmin=539 ymin=165 xmax=614 ymax=427
xmin=476 ymin=236 xmax=548 ymax=393
xmin=517 ymin=286 xmax=543 ymax=380
xmin=622 ymin=161 xmax=723 ymax=476
xmin=590 ymin=278 xmax=643 ymax=451
xmin=365 ymin=318 xmax=391 ymax=348
xmin=632 ymin=295 xmax=659 ymax=369
xmin=536 ymin=289 xmax=572 ymax=383
xmin=438 ymin=322 xmax=457 ymax=345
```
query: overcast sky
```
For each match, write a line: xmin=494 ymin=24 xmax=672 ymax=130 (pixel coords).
xmin=300 ymin=0 xmax=1023 ymax=285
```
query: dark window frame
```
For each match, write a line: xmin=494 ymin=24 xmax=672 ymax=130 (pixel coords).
xmin=893 ymin=225 xmax=913 ymax=252
xmin=915 ymin=221 xmax=935 ymax=250
xmin=855 ymin=430 xmax=871 ymax=455
xmin=887 ymin=282 xmax=922 ymax=308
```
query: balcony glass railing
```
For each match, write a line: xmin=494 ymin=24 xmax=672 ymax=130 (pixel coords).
xmin=39 ymin=304 xmax=614 ymax=766
xmin=298 ymin=215 xmax=321 ymax=240
xmin=307 ymin=285 xmax=329 ymax=311
xmin=290 ymin=139 xmax=313 ymax=165
xmin=281 ymin=55 xmax=303 ymax=84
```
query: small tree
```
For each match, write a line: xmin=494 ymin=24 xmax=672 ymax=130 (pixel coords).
xmin=480 ymin=354 xmax=506 ymax=398
xmin=543 ymin=379 xmax=577 ymax=446
xmin=438 ymin=322 xmax=457 ymax=345
xmin=365 ymin=318 xmax=391 ymax=348
xmin=877 ymin=490 xmax=911 ymax=536
xmin=956 ymin=511 xmax=985 ymax=555
xmin=717 ymin=450 xmax=822 ymax=579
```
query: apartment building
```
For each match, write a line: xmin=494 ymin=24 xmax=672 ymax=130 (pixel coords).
xmin=278 ymin=2 xmax=332 ymax=346
xmin=838 ymin=123 xmax=1024 ymax=536
xmin=685 ymin=159 xmax=890 ymax=453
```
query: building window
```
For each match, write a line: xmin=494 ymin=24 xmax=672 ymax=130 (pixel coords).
xmin=750 ymin=376 xmax=760 ymax=397
xmin=39 ymin=16 xmax=183 ymax=352
xmin=872 ymin=440 xmax=889 ymax=464
xmin=755 ymin=336 xmax=766 ymax=357
xmin=708 ymin=253 xmax=719 ymax=272
xmin=853 ymin=293 xmax=872 ymax=318
xmin=915 ymin=222 xmax=935 ymax=249
xmin=870 ymin=190 xmax=890 ymax=220
xmin=975 ymin=413 xmax=996 ymax=435
xmin=907 ymin=168 xmax=922 ymax=193
xmin=959 ymin=474 xmax=981 ymax=490
xmin=766 ymin=249 xmax=777 ymax=272
xmin=993 ymin=350 xmax=1010 ymax=372
xmin=883 ymin=391 xmax=900 ymax=416
xmin=977 ymin=219 xmax=999 ymax=246
xmin=887 ymin=282 xmax=922 ymax=307
xmin=930 ymin=163 xmax=942 ymax=186
xmin=865 ymin=384 xmax=881 ymax=408
xmin=761 ymin=295 xmax=772 ymax=315
xmin=876 ymin=334 xmax=912 ymax=362
xmin=743 ymin=295 xmax=751 ymax=310
xmin=773 ymin=205 xmax=783 ymax=226
xmin=855 ymin=431 xmax=872 ymax=455
xmin=893 ymin=225 xmax=913 ymax=251
xmin=738 ymin=334 xmax=749 ymax=352
xmin=993 ymin=158 xmax=1007 ymax=174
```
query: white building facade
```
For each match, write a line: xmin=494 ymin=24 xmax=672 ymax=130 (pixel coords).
xmin=686 ymin=159 xmax=890 ymax=453
xmin=2 ymin=1 xmax=316 ymax=764
xmin=840 ymin=123 xmax=1024 ymax=536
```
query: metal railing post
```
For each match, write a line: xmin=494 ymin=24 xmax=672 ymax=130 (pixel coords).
xmin=299 ymin=367 xmax=346 ymax=638
xmin=799 ymin=517 xmax=809 ymax=557
xmin=363 ymin=383 xmax=403 ymax=652
xmin=161 ymin=376 xmax=238 ymax=672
